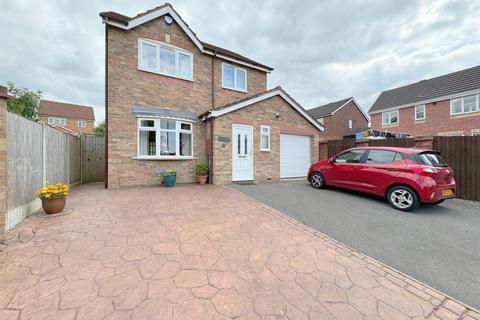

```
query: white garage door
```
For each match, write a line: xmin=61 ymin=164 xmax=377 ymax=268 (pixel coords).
xmin=280 ymin=134 xmax=311 ymax=178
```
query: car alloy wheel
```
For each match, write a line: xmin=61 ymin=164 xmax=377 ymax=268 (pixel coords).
xmin=388 ymin=186 xmax=419 ymax=211
xmin=310 ymin=172 xmax=324 ymax=189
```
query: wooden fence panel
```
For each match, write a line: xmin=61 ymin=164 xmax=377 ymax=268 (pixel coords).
xmin=327 ymin=139 xmax=356 ymax=157
xmin=368 ymin=138 xmax=415 ymax=148
xmin=45 ymin=125 xmax=68 ymax=184
xmin=81 ymin=135 xmax=105 ymax=183
xmin=69 ymin=135 xmax=81 ymax=185
xmin=434 ymin=136 xmax=480 ymax=201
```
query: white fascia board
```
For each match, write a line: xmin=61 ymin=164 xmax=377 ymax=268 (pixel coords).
xmin=204 ymin=51 xmax=272 ymax=73
xmin=209 ymin=89 xmax=324 ymax=131
xmin=369 ymin=88 xmax=480 ymax=115
xmin=331 ymin=98 xmax=370 ymax=121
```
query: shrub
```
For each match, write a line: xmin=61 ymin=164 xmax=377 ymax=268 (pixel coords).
xmin=195 ymin=162 xmax=209 ymax=176
xmin=163 ymin=168 xmax=176 ymax=177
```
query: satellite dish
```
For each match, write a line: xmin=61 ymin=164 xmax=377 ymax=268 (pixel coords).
xmin=164 ymin=15 xmax=173 ymax=25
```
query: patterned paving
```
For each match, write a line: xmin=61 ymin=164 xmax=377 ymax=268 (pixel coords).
xmin=0 ymin=183 xmax=478 ymax=320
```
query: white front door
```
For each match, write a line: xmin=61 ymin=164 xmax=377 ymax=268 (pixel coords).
xmin=232 ymin=124 xmax=253 ymax=181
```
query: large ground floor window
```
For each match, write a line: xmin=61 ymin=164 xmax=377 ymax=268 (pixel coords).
xmin=138 ymin=118 xmax=193 ymax=159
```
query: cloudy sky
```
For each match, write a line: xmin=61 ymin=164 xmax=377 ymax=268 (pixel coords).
xmin=1 ymin=0 xmax=479 ymax=123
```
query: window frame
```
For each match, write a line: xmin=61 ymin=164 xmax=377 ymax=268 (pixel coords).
xmin=415 ymin=104 xmax=426 ymax=121
xmin=136 ymin=117 xmax=194 ymax=160
xmin=78 ymin=120 xmax=87 ymax=128
xmin=450 ymin=94 xmax=479 ymax=115
xmin=138 ymin=38 xmax=194 ymax=81
xmin=348 ymin=119 xmax=352 ymax=129
xmin=48 ymin=117 xmax=66 ymax=126
xmin=381 ymin=110 xmax=399 ymax=125
xmin=260 ymin=125 xmax=270 ymax=151
xmin=222 ymin=62 xmax=248 ymax=92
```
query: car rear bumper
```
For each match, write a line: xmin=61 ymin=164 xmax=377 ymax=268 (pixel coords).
xmin=420 ymin=183 xmax=456 ymax=203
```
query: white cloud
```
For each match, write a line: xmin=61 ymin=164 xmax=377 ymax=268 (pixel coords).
xmin=1 ymin=0 xmax=479 ymax=122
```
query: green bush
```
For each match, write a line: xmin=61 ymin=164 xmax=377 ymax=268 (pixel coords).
xmin=195 ymin=162 xmax=208 ymax=176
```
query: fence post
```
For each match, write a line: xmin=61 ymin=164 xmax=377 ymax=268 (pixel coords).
xmin=42 ymin=123 xmax=47 ymax=185
xmin=0 ymin=87 xmax=12 ymax=235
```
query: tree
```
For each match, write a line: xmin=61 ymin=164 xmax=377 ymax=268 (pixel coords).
xmin=6 ymin=82 xmax=42 ymax=121
xmin=93 ymin=121 xmax=105 ymax=137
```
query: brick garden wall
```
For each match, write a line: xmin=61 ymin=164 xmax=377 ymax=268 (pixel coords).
xmin=106 ymin=17 xmax=267 ymax=188
xmin=370 ymin=99 xmax=480 ymax=137
xmin=212 ymin=95 xmax=320 ymax=185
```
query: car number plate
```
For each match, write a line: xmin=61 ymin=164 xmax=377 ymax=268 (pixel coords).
xmin=442 ymin=189 xmax=453 ymax=197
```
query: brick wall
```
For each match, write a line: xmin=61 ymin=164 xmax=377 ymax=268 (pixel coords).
xmin=212 ymin=95 xmax=320 ymax=185
xmin=107 ymin=16 xmax=267 ymax=188
xmin=319 ymin=101 xmax=369 ymax=141
xmin=0 ymin=97 xmax=6 ymax=234
xmin=38 ymin=116 xmax=94 ymax=135
xmin=370 ymin=99 xmax=480 ymax=136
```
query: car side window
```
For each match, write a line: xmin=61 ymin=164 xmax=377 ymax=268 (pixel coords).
xmin=334 ymin=150 xmax=365 ymax=163
xmin=366 ymin=150 xmax=397 ymax=164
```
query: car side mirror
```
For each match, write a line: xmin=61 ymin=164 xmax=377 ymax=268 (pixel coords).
xmin=329 ymin=157 xmax=335 ymax=163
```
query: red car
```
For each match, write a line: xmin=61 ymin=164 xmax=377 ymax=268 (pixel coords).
xmin=307 ymin=147 xmax=455 ymax=211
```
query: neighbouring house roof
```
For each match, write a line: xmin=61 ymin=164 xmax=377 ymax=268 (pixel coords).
xmin=133 ymin=105 xmax=198 ymax=122
xmin=201 ymin=86 xmax=324 ymax=131
xmin=369 ymin=65 xmax=480 ymax=114
xmin=307 ymin=97 xmax=370 ymax=121
xmin=39 ymin=100 xmax=95 ymax=121
xmin=0 ymin=85 xmax=13 ymax=99
xmin=99 ymin=3 xmax=273 ymax=72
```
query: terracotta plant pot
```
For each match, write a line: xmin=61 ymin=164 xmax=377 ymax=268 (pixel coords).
xmin=41 ymin=197 xmax=66 ymax=214
xmin=198 ymin=175 xmax=208 ymax=185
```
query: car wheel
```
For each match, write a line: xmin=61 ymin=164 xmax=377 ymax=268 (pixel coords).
xmin=310 ymin=172 xmax=325 ymax=189
xmin=387 ymin=186 xmax=420 ymax=212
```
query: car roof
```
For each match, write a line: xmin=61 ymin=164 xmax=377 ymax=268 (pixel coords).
xmin=346 ymin=146 xmax=433 ymax=154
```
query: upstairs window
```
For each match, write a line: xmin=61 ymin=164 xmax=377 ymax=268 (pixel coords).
xmin=415 ymin=104 xmax=426 ymax=120
xmin=138 ymin=39 xmax=193 ymax=81
xmin=138 ymin=118 xmax=193 ymax=158
xmin=382 ymin=110 xmax=399 ymax=125
xmin=48 ymin=117 xmax=66 ymax=126
xmin=78 ymin=120 xmax=87 ymax=128
xmin=260 ymin=125 xmax=270 ymax=151
xmin=450 ymin=94 xmax=479 ymax=115
xmin=222 ymin=63 xmax=247 ymax=92
xmin=348 ymin=119 xmax=352 ymax=129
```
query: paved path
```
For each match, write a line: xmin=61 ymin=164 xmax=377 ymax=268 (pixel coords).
xmin=0 ymin=184 xmax=478 ymax=320
xmin=231 ymin=180 xmax=480 ymax=310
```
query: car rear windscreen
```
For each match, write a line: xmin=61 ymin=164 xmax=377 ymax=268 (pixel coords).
xmin=417 ymin=152 xmax=448 ymax=167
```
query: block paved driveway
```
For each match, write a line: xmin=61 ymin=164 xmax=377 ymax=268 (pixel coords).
xmin=231 ymin=180 xmax=480 ymax=311
xmin=0 ymin=184 xmax=479 ymax=320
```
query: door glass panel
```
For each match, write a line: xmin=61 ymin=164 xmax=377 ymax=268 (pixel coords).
xmin=366 ymin=150 xmax=396 ymax=164
xmin=334 ymin=150 xmax=365 ymax=163
xmin=244 ymin=134 xmax=248 ymax=155
xmin=237 ymin=134 xmax=241 ymax=155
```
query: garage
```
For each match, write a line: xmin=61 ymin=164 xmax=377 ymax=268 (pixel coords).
xmin=280 ymin=133 xmax=311 ymax=178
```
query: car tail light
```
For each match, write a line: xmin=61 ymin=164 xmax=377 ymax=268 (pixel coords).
xmin=414 ymin=167 xmax=438 ymax=177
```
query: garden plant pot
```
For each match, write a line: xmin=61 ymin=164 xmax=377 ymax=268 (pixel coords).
xmin=163 ymin=175 xmax=176 ymax=187
xmin=198 ymin=175 xmax=208 ymax=185
xmin=41 ymin=198 xmax=66 ymax=214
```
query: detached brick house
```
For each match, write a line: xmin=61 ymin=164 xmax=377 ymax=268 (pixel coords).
xmin=100 ymin=4 xmax=323 ymax=188
xmin=39 ymin=100 xmax=96 ymax=135
xmin=369 ymin=65 xmax=480 ymax=137
xmin=307 ymin=97 xmax=369 ymax=140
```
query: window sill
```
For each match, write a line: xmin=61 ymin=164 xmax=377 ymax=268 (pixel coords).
xmin=138 ymin=68 xmax=193 ymax=82
xmin=450 ymin=111 xmax=480 ymax=119
xmin=260 ymin=149 xmax=270 ymax=152
xmin=381 ymin=123 xmax=399 ymax=128
xmin=222 ymin=86 xmax=247 ymax=94
xmin=414 ymin=119 xmax=426 ymax=124
xmin=133 ymin=156 xmax=197 ymax=161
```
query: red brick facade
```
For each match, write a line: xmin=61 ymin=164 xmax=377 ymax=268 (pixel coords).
xmin=318 ymin=101 xmax=369 ymax=141
xmin=370 ymin=99 xmax=480 ymax=137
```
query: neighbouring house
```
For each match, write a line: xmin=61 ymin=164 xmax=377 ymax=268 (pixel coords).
xmin=369 ymin=65 xmax=480 ymax=137
xmin=39 ymin=100 xmax=96 ymax=135
xmin=100 ymin=3 xmax=324 ymax=188
xmin=307 ymin=97 xmax=369 ymax=140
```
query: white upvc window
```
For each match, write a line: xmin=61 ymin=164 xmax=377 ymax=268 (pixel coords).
xmin=222 ymin=63 xmax=247 ymax=92
xmin=450 ymin=94 xmax=479 ymax=115
xmin=382 ymin=110 xmax=399 ymax=125
xmin=78 ymin=120 xmax=87 ymax=128
xmin=415 ymin=104 xmax=426 ymax=120
xmin=260 ymin=125 xmax=270 ymax=151
xmin=138 ymin=38 xmax=193 ymax=81
xmin=348 ymin=119 xmax=352 ymax=129
xmin=317 ymin=117 xmax=324 ymax=125
xmin=137 ymin=118 xmax=193 ymax=159
xmin=48 ymin=117 xmax=66 ymax=126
